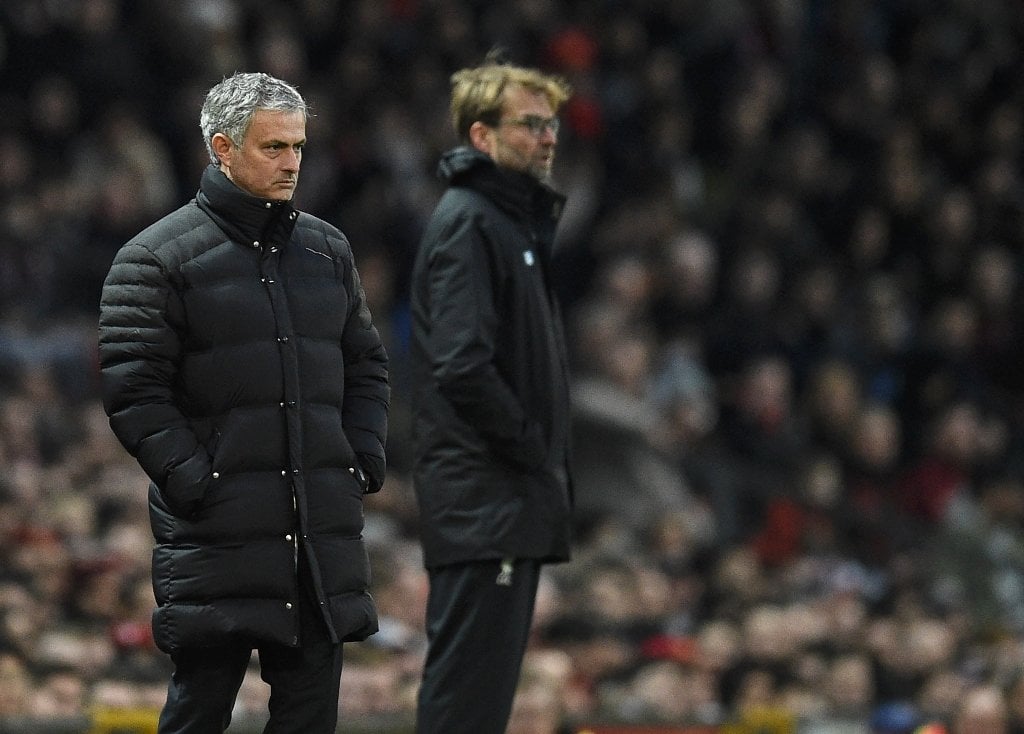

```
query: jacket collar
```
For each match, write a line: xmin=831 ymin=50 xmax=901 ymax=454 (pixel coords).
xmin=196 ymin=164 xmax=299 ymax=249
xmin=438 ymin=146 xmax=566 ymax=227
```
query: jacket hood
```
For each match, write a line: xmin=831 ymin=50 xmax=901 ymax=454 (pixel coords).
xmin=437 ymin=146 xmax=565 ymax=224
xmin=437 ymin=145 xmax=490 ymax=184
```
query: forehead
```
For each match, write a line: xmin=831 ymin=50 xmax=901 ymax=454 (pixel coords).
xmin=246 ymin=109 xmax=306 ymax=142
xmin=501 ymin=84 xmax=553 ymax=116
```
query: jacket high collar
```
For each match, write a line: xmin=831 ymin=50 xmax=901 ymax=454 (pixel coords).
xmin=196 ymin=164 xmax=299 ymax=250
xmin=438 ymin=146 xmax=565 ymax=229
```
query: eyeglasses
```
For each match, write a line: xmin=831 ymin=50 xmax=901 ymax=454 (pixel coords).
xmin=500 ymin=115 xmax=561 ymax=137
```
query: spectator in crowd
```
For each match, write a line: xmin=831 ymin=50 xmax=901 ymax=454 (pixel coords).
xmin=952 ymin=684 xmax=1009 ymax=734
xmin=1006 ymin=668 xmax=1024 ymax=734
xmin=96 ymin=72 xmax=389 ymax=733
xmin=409 ymin=50 xmax=575 ymax=734
xmin=0 ymin=652 xmax=32 ymax=716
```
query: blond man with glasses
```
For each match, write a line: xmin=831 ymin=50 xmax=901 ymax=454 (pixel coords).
xmin=409 ymin=51 xmax=576 ymax=733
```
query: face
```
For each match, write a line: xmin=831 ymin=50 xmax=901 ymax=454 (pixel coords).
xmin=477 ymin=84 xmax=558 ymax=181
xmin=212 ymin=109 xmax=306 ymax=201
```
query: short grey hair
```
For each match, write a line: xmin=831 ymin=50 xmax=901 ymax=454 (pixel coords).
xmin=200 ymin=72 xmax=308 ymax=165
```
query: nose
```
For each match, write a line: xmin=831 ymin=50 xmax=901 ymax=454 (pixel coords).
xmin=282 ymin=147 xmax=301 ymax=171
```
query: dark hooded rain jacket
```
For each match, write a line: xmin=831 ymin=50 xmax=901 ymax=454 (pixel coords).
xmin=410 ymin=147 xmax=574 ymax=569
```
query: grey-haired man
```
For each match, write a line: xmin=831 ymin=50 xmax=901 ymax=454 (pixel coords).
xmin=98 ymin=72 xmax=389 ymax=733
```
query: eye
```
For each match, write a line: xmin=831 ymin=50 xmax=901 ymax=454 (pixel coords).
xmin=532 ymin=116 xmax=559 ymax=135
xmin=523 ymin=116 xmax=545 ymax=134
xmin=502 ymin=116 xmax=560 ymax=136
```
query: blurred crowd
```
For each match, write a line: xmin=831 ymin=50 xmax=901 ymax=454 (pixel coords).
xmin=4 ymin=0 xmax=1024 ymax=732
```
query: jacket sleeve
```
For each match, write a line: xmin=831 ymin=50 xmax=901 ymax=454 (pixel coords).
xmin=97 ymin=242 xmax=210 ymax=517
xmin=424 ymin=210 xmax=546 ymax=470
xmin=340 ymin=246 xmax=390 ymax=493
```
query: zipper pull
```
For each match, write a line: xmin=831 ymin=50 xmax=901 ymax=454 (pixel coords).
xmin=496 ymin=558 xmax=514 ymax=586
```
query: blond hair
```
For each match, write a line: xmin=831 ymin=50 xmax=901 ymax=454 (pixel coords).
xmin=449 ymin=53 xmax=572 ymax=142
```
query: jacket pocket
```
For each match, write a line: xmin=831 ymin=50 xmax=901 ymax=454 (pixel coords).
xmin=162 ymin=449 xmax=212 ymax=518
xmin=329 ymin=591 xmax=379 ymax=642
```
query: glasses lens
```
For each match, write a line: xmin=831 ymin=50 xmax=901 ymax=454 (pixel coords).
xmin=501 ymin=116 xmax=559 ymax=136
xmin=527 ymin=116 xmax=558 ymax=135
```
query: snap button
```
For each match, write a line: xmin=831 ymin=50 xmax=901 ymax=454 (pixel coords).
xmin=281 ymin=470 xmax=287 ymax=476
xmin=285 ymin=602 xmax=293 ymax=610
xmin=212 ymin=472 xmax=220 ymax=479
xmin=285 ymin=534 xmax=292 ymax=541
xmin=265 ymin=202 xmax=272 ymax=209
xmin=252 ymin=240 xmax=260 ymax=247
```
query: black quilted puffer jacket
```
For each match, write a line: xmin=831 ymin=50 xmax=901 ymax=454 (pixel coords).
xmin=98 ymin=165 xmax=389 ymax=653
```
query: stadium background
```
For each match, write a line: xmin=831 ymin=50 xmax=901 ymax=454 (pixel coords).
xmin=3 ymin=0 xmax=1024 ymax=732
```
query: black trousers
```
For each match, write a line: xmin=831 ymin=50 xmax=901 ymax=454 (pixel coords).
xmin=157 ymin=576 xmax=343 ymax=734
xmin=416 ymin=558 xmax=541 ymax=734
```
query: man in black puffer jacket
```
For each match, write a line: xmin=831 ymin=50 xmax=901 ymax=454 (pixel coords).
xmin=98 ymin=72 xmax=389 ymax=734
xmin=410 ymin=52 xmax=575 ymax=734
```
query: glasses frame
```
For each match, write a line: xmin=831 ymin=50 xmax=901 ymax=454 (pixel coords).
xmin=499 ymin=114 xmax=561 ymax=137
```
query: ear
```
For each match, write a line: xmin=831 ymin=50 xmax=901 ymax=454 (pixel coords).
xmin=468 ymin=121 xmax=493 ymax=156
xmin=211 ymin=133 xmax=234 ymax=166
